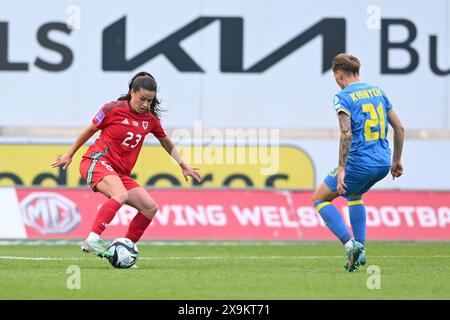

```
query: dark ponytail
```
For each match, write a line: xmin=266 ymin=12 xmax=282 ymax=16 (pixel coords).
xmin=118 ymin=71 xmax=164 ymax=119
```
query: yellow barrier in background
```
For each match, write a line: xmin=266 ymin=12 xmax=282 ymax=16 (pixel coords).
xmin=0 ymin=145 xmax=314 ymax=189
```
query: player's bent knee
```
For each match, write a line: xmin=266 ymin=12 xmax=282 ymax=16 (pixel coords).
xmin=312 ymin=189 xmax=321 ymax=203
xmin=112 ymin=192 xmax=128 ymax=205
xmin=142 ymin=205 xmax=158 ymax=219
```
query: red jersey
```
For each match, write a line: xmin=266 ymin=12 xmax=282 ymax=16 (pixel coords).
xmin=83 ymin=100 xmax=166 ymax=175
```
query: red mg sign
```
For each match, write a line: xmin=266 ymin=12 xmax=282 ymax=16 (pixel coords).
xmin=20 ymin=192 xmax=81 ymax=234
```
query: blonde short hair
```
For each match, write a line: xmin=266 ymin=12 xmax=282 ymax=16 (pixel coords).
xmin=332 ymin=54 xmax=360 ymax=75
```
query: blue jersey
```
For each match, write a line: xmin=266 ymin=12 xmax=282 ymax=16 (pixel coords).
xmin=333 ymin=82 xmax=393 ymax=167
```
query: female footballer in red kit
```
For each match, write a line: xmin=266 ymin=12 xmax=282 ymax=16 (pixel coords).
xmin=51 ymin=72 xmax=201 ymax=258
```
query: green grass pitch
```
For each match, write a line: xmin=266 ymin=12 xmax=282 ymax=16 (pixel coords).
xmin=0 ymin=241 xmax=449 ymax=299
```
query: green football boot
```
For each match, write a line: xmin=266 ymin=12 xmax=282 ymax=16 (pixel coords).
xmin=81 ymin=239 xmax=112 ymax=258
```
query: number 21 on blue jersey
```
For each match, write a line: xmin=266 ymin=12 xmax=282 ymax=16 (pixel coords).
xmin=362 ymin=102 xmax=386 ymax=141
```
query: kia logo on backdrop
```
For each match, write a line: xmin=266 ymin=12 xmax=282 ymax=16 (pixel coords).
xmin=20 ymin=192 xmax=81 ymax=234
xmin=3 ymin=15 xmax=448 ymax=75
xmin=102 ymin=17 xmax=345 ymax=73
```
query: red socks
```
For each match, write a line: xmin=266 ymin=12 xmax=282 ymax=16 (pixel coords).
xmin=91 ymin=198 xmax=122 ymax=235
xmin=125 ymin=213 xmax=152 ymax=243
xmin=91 ymin=198 xmax=152 ymax=243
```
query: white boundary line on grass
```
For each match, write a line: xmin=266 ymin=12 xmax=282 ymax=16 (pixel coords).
xmin=1 ymin=255 xmax=450 ymax=261
xmin=0 ymin=256 xmax=84 ymax=261
xmin=0 ymin=240 xmax=332 ymax=246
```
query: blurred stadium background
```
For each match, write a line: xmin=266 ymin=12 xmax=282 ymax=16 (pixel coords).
xmin=0 ymin=0 xmax=449 ymax=299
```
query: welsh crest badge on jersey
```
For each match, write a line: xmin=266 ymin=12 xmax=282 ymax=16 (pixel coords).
xmin=142 ymin=121 xmax=148 ymax=130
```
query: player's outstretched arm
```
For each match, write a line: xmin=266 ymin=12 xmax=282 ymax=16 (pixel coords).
xmin=157 ymin=136 xmax=202 ymax=182
xmin=50 ymin=123 xmax=99 ymax=170
xmin=387 ymin=110 xmax=405 ymax=179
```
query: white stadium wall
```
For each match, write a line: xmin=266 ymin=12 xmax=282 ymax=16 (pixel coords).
xmin=0 ymin=0 xmax=449 ymax=129
xmin=0 ymin=188 xmax=27 ymax=239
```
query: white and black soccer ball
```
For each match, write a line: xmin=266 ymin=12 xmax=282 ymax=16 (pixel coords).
xmin=107 ymin=238 xmax=139 ymax=269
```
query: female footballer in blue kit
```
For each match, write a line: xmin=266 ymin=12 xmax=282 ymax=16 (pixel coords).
xmin=312 ymin=54 xmax=405 ymax=272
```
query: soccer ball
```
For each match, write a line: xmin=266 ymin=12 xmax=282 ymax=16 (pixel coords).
xmin=107 ymin=238 xmax=139 ymax=269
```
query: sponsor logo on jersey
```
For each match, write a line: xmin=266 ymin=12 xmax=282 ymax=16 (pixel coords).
xmin=122 ymin=118 xmax=129 ymax=125
xmin=142 ymin=121 xmax=148 ymax=130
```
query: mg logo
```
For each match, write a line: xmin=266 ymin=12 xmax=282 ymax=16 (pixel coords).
xmin=20 ymin=192 xmax=81 ymax=234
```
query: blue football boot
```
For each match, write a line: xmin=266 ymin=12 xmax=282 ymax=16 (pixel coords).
xmin=344 ymin=240 xmax=365 ymax=272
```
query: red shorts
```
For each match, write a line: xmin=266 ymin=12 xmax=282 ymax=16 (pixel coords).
xmin=79 ymin=157 xmax=140 ymax=191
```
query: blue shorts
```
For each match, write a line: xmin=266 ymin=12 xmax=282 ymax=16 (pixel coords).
xmin=324 ymin=163 xmax=390 ymax=199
